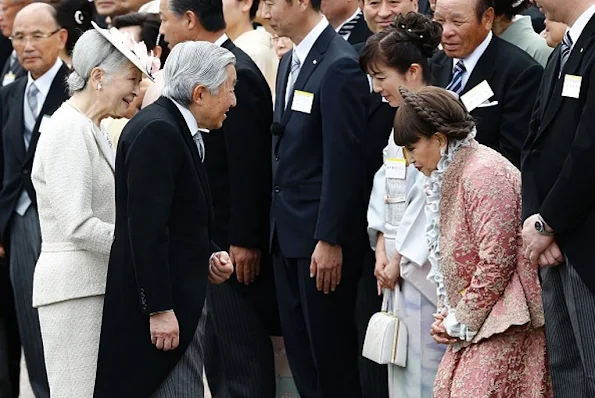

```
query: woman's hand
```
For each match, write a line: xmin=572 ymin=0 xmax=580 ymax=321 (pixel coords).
xmin=430 ymin=313 xmax=458 ymax=345
xmin=374 ymin=233 xmax=390 ymax=295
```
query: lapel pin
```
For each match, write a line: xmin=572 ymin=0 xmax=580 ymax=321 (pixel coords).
xmin=313 ymin=60 xmax=317 ymax=64
xmin=581 ymin=48 xmax=584 ymax=53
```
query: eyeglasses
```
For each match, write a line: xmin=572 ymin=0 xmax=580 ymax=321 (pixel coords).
xmin=9 ymin=29 xmax=61 ymax=45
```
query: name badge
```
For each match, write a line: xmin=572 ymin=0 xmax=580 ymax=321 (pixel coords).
xmin=2 ymin=72 xmax=15 ymax=86
xmin=38 ymin=115 xmax=52 ymax=134
xmin=562 ymin=74 xmax=582 ymax=99
xmin=291 ymin=90 xmax=314 ymax=114
xmin=386 ymin=157 xmax=407 ymax=180
xmin=460 ymin=80 xmax=495 ymax=112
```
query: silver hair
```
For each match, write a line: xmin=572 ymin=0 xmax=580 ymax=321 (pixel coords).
xmin=66 ymin=29 xmax=130 ymax=96
xmin=161 ymin=41 xmax=236 ymax=107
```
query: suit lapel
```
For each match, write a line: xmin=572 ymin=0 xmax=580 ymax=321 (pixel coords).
xmin=276 ymin=53 xmax=291 ymax=121
xmin=155 ymin=97 xmax=213 ymax=214
xmin=24 ymin=64 xmax=69 ymax=165
xmin=8 ymin=78 xmax=27 ymax=162
xmin=368 ymin=91 xmax=384 ymax=117
xmin=431 ymin=52 xmax=453 ymax=89
xmin=281 ymin=25 xmax=335 ymax=125
xmin=461 ymin=37 xmax=498 ymax=96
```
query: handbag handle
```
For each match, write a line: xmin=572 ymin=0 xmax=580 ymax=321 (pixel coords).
xmin=381 ymin=285 xmax=402 ymax=315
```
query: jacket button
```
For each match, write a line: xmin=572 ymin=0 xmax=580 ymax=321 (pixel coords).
xmin=22 ymin=169 xmax=29 ymax=175
xmin=275 ymin=156 xmax=279 ymax=161
xmin=274 ymin=186 xmax=280 ymax=193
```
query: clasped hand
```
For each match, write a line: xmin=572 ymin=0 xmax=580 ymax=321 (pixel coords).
xmin=209 ymin=251 xmax=234 ymax=284
xmin=374 ymin=249 xmax=401 ymax=295
xmin=522 ymin=215 xmax=564 ymax=267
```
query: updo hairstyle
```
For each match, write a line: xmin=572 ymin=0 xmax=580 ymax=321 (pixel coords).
xmin=67 ymin=29 xmax=130 ymax=95
xmin=393 ymin=86 xmax=476 ymax=147
xmin=359 ymin=12 xmax=442 ymax=84
xmin=493 ymin=0 xmax=531 ymax=20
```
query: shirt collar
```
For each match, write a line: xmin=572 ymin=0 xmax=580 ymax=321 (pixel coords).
xmin=214 ymin=33 xmax=229 ymax=47
xmin=568 ymin=4 xmax=595 ymax=47
xmin=335 ymin=8 xmax=361 ymax=33
xmin=453 ymin=31 xmax=492 ymax=74
xmin=27 ymin=58 xmax=63 ymax=97
xmin=172 ymin=100 xmax=200 ymax=137
xmin=294 ymin=15 xmax=329 ymax=65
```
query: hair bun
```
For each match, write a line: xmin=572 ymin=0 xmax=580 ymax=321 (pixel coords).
xmin=391 ymin=12 xmax=442 ymax=58
xmin=66 ymin=69 xmax=86 ymax=95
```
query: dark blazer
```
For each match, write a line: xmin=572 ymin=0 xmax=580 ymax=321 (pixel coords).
xmin=431 ymin=35 xmax=543 ymax=168
xmin=0 ymin=52 xmax=26 ymax=87
xmin=347 ymin=16 xmax=373 ymax=46
xmin=0 ymin=63 xmax=69 ymax=244
xmin=522 ymin=15 xmax=595 ymax=294
xmin=94 ymin=97 xmax=216 ymax=397
xmin=204 ymin=39 xmax=272 ymax=252
xmin=271 ymin=25 xmax=369 ymax=258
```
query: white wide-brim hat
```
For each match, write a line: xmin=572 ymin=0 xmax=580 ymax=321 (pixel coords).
xmin=138 ymin=0 xmax=159 ymax=14
xmin=91 ymin=21 xmax=160 ymax=82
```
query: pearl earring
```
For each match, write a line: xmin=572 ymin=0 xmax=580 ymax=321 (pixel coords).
xmin=97 ymin=83 xmax=102 ymax=91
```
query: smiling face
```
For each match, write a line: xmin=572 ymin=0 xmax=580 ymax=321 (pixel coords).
xmin=368 ymin=61 xmax=423 ymax=107
xmin=194 ymin=64 xmax=237 ymax=130
xmin=101 ymin=61 xmax=142 ymax=118
xmin=434 ymin=0 xmax=493 ymax=59
xmin=11 ymin=6 xmax=66 ymax=79
xmin=362 ymin=0 xmax=417 ymax=33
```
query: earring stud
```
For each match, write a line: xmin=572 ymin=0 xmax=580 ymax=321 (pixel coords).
xmin=97 ymin=83 xmax=102 ymax=91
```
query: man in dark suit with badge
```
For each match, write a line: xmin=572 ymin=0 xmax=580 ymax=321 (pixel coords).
xmin=522 ymin=0 xmax=595 ymax=396
xmin=261 ymin=0 xmax=369 ymax=395
xmin=321 ymin=0 xmax=372 ymax=45
xmin=0 ymin=4 xmax=69 ymax=397
xmin=431 ymin=0 xmax=543 ymax=168
xmin=0 ymin=0 xmax=30 ymax=85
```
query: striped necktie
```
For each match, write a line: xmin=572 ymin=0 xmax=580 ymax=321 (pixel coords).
xmin=285 ymin=49 xmax=301 ymax=109
xmin=338 ymin=11 xmax=362 ymax=37
xmin=559 ymin=31 xmax=573 ymax=75
xmin=193 ymin=131 xmax=205 ymax=161
xmin=24 ymin=83 xmax=39 ymax=149
xmin=446 ymin=60 xmax=466 ymax=95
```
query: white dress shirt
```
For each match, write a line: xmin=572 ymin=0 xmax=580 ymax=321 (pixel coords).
xmin=452 ymin=31 xmax=492 ymax=92
xmin=285 ymin=16 xmax=330 ymax=106
xmin=568 ymin=3 xmax=595 ymax=49
xmin=15 ymin=58 xmax=63 ymax=216
xmin=335 ymin=8 xmax=361 ymax=40
xmin=172 ymin=100 xmax=205 ymax=160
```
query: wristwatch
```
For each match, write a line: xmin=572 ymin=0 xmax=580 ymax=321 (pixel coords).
xmin=535 ymin=216 xmax=554 ymax=237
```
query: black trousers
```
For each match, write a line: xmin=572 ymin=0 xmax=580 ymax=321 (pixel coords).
xmin=272 ymin=242 xmax=363 ymax=398
xmin=204 ymin=255 xmax=280 ymax=397
xmin=355 ymin=249 xmax=388 ymax=398
xmin=0 ymin=258 xmax=20 ymax=398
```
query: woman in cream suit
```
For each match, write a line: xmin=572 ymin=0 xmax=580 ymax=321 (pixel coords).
xmin=361 ymin=13 xmax=446 ymax=397
xmin=31 ymin=24 xmax=159 ymax=397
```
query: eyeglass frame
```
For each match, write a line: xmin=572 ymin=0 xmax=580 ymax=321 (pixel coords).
xmin=9 ymin=28 xmax=62 ymax=45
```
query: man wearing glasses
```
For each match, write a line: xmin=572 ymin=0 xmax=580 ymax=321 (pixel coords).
xmin=0 ymin=0 xmax=30 ymax=85
xmin=0 ymin=3 xmax=69 ymax=397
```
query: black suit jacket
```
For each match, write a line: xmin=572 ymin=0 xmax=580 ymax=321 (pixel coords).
xmin=0 ymin=52 xmax=26 ymax=87
xmin=522 ymin=15 xmax=595 ymax=294
xmin=347 ymin=16 xmax=372 ymax=46
xmin=203 ymin=39 xmax=272 ymax=252
xmin=0 ymin=63 xmax=69 ymax=244
xmin=431 ymin=35 xmax=543 ymax=168
xmin=95 ymin=97 xmax=216 ymax=397
xmin=271 ymin=25 xmax=369 ymax=258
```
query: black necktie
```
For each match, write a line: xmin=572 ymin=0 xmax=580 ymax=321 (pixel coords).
xmin=338 ymin=11 xmax=362 ymax=37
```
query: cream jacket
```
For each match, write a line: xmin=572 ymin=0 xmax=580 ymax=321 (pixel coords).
xmin=31 ymin=102 xmax=116 ymax=307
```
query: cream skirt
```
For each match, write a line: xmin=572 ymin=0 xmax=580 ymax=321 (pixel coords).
xmin=38 ymin=295 xmax=104 ymax=398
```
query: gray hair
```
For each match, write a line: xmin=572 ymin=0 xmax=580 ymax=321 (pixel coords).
xmin=67 ymin=29 xmax=130 ymax=95
xmin=161 ymin=41 xmax=235 ymax=106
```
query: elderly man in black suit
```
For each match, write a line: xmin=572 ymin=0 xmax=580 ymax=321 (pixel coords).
xmin=431 ymin=0 xmax=543 ymax=167
xmin=522 ymin=0 xmax=595 ymax=397
xmin=321 ymin=0 xmax=372 ymax=44
xmin=94 ymin=41 xmax=235 ymax=398
xmin=261 ymin=0 xmax=369 ymax=394
xmin=158 ymin=0 xmax=278 ymax=395
xmin=0 ymin=0 xmax=30 ymax=85
xmin=0 ymin=4 xmax=69 ymax=397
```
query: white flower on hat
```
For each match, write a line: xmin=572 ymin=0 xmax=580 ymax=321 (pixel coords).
xmin=113 ymin=27 xmax=161 ymax=77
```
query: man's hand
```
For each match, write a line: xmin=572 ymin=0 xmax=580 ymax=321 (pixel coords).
xmin=150 ymin=311 xmax=179 ymax=351
xmin=430 ymin=313 xmax=457 ymax=345
xmin=310 ymin=241 xmax=342 ymax=294
xmin=539 ymin=241 xmax=564 ymax=268
xmin=522 ymin=214 xmax=554 ymax=266
xmin=230 ymin=246 xmax=261 ymax=285
xmin=209 ymin=251 xmax=234 ymax=284
xmin=0 ymin=244 xmax=5 ymax=260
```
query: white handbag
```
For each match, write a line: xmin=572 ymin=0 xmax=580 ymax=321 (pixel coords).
xmin=362 ymin=287 xmax=408 ymax=367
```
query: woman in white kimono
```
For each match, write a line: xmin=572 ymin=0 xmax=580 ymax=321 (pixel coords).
xmin=360 ymin=12 xmax=446 ymax=397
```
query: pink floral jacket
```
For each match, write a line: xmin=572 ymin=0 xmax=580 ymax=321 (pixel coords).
xmin=439 ymin=142 xmax=544 ymax=343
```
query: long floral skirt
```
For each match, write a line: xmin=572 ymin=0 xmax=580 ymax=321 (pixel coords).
xmin=433 ymin=326 xmax=552 ymax=398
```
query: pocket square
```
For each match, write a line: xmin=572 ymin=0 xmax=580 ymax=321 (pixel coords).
xmin=476 ymin=100 xmax=499 ymax=108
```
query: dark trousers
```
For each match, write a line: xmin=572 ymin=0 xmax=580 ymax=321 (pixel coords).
xmin=540 ymin=260 xmax=595 ymax=398
xmin=203 ymin=257 xmax=279 ymax=398
xmin=355 ymin=249 xmax=388 ymax=398
xmin=272 ymin=241 xmax=363 ymax=398
xmin=0 ymin=258 xmax=20 ymax=398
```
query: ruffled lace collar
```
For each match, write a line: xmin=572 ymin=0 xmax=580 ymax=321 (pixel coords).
xmin=425 ymin=129 xmax=476 ymax=311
